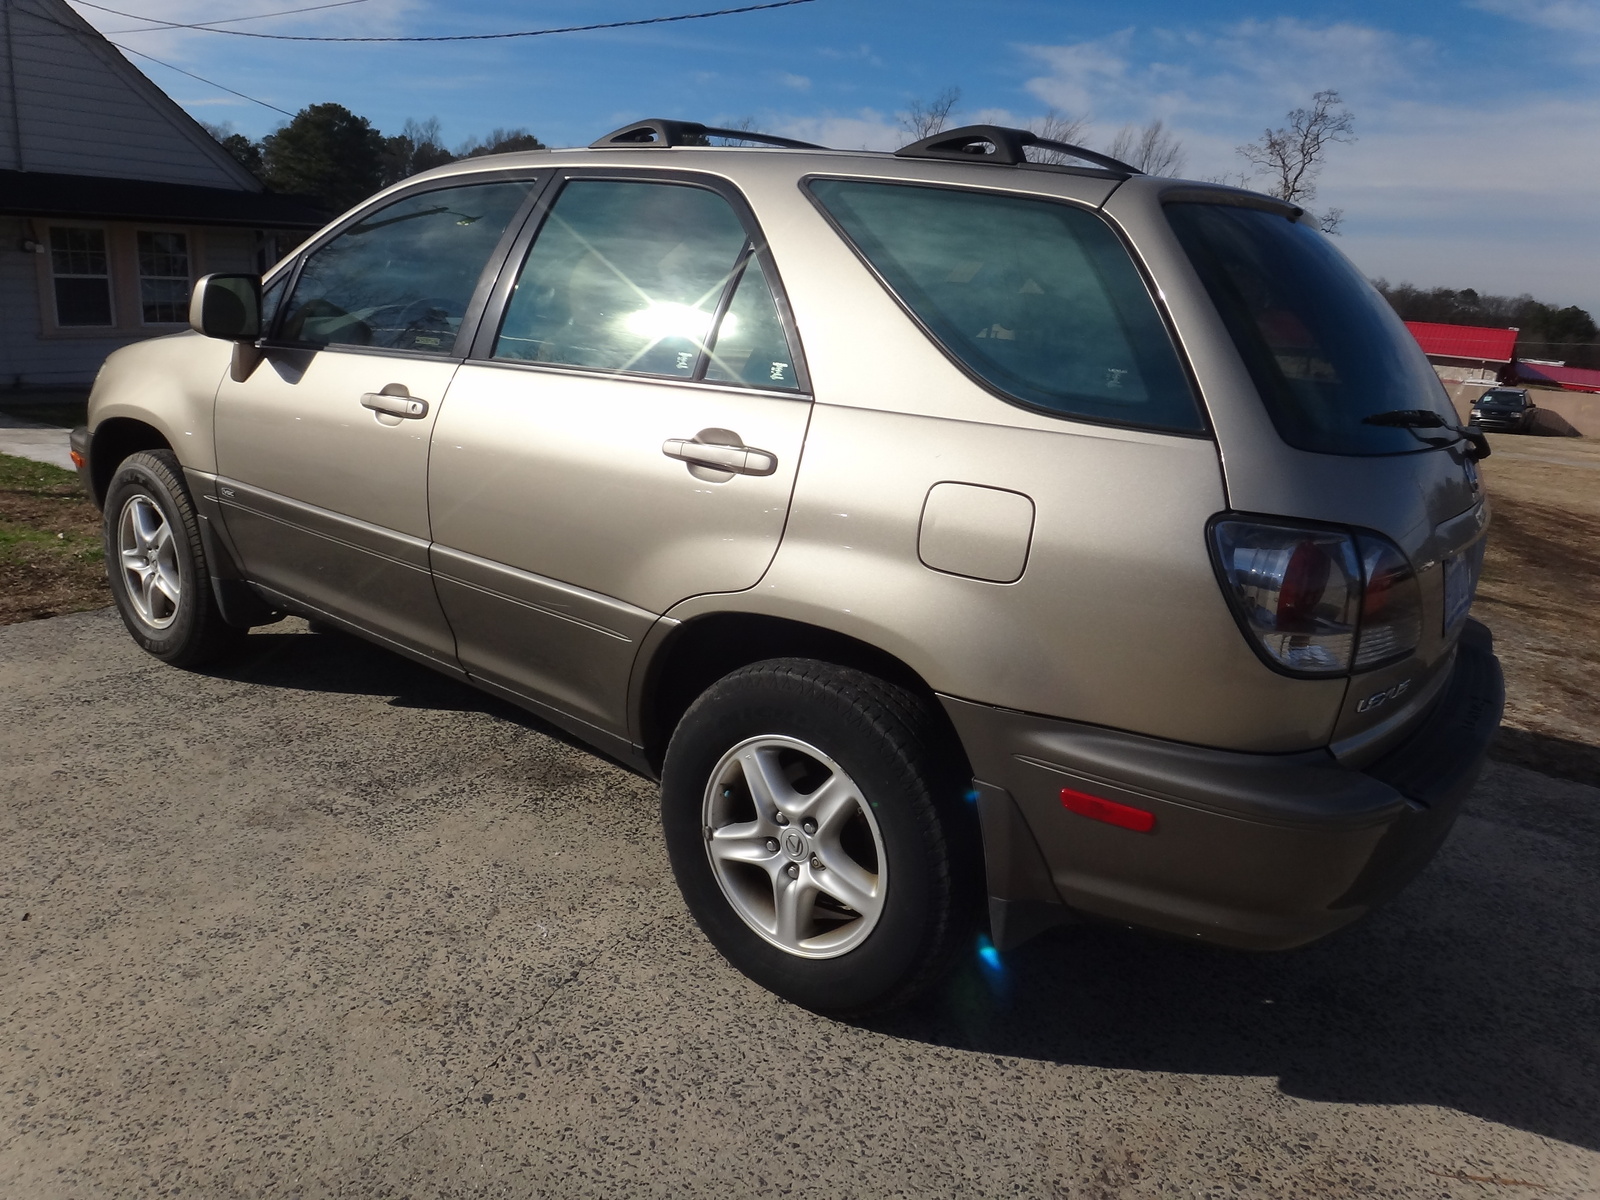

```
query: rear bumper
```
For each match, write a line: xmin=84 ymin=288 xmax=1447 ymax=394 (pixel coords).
xmin=941 ymin=619 xmax=1504 ymax=952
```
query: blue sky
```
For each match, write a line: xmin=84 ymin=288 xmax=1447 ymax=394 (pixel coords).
xmin=71 ymin=0 xmax=1600 ymax=317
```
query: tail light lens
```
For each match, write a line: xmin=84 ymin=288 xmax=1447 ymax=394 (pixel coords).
xmin=1353 ymin=535 xmax=1423 ymax=670
xmin=1211 ymin=519 xmax=1422 ymax=677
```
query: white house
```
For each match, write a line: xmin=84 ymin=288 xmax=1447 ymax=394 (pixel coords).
xmin=1 ymin=0 xmax=324 ymax=387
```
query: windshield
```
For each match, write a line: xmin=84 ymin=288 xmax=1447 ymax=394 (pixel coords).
xmin=1479 ymin=391 xmax=1525 ymax=408
xmin=1167 ymin=202 xmax=1457 ymax=456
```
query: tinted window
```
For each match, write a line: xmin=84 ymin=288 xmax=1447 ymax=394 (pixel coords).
xmin=1167 ymin=203 xmax=1456 ymax=456
xmin=495 ymin=181 xmax=752 ymax=379
xmin=808 ymin=179 xmax=1201 ymax=432
xmin=279 ymin=181 xmax=534 ymax=353
xmin=704 ymin=256 xmax=800 ymax=390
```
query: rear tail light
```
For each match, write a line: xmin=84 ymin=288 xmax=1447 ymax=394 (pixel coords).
xmin=1353 ymin=535 xmax=1423 ymax=669
xmin=1210 ymin=519 xmax=1422 ymax=677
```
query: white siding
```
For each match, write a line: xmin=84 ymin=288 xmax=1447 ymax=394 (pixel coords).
xmin=0 ymin=216 xmax=127 ymax=386
xmin=0 ymin=216 xmax=259 ymax=387
xmin=1 ymin=0 xmax=261 ymax=190
xmin=204 ymin=227 xmax=260 ymax=273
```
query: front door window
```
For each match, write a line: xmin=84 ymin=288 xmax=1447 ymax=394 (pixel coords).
xmin=278 ymin=180 xmax=536 ymax=353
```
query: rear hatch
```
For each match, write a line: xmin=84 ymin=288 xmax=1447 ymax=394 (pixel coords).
xmin=1158 ymin=198 xmax=1489 ymax=764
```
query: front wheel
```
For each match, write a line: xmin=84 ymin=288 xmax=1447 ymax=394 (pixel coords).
xmin=103 ymin=450 xmax=244 ymax=668
xmin=661 ymin=659 xmax=977 ymax=1014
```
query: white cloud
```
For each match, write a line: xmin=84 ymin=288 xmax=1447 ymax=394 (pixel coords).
xmin=778 ymin=72 xmax=811 ymax=91
xmin=769 ymin=110 xmax=901 ymax=151
xmin=1020 ymin=18 xmax=1432 ymax=130
xmin=1017 ymin=18 xmax=1600 ymax=312
xmin=1471 ymin=0 xmax=1600 ymax=35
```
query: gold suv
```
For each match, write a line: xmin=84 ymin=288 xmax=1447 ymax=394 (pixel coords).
xmin=72 ymin=120 xmax=1504 ymax=1012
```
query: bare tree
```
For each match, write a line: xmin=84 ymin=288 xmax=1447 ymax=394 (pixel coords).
xmin=899 ymin=86 xmax=961 ymax=141
xmin=1105 ymin=119 xmax=1187 ymax=175
xmin=1024 ymin=109 xmax=1091 ymax=164
xmin=1237 ymin=89 xmax=1355 ymax=208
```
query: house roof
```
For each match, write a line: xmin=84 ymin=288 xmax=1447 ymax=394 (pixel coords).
xmin=1404 ymin=321 xmax=1520 ymax=363
xmin=3 ymin=0 xmax=267 ymax=191
xmin=1513 ymin=361 xmax=1600 ymax=394
xmin=0 ymin=169 xmax=329 ymax=229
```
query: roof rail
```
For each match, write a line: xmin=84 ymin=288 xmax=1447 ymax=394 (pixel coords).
xmin=894 ymin=124 xmax=1141 ymax=176
xmin=590 ymin=119 xmax=824 ymax=151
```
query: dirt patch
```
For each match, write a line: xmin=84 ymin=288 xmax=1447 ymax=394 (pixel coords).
xmin=1475 ymin=435 xmax=1600 ymax=786
xmin=0 ymin=452 xmax=109 ymax=624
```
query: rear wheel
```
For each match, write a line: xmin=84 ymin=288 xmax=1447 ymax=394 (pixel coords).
xmin=104 ymin=450 xmax=245 ymax=668
xmin=662 ymin=658 xmax=977 ymax=1014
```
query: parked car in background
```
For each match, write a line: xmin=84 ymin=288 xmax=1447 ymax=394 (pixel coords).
xmin=1471 ymin=387 xmax=1538 ymax=433
xmin=71 ymin=119 xmax=1504 ymax=1014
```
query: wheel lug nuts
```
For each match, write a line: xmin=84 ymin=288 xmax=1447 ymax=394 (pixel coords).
xmin=774 ymin=812 xmax=789 ymax=826
xmin=765 ymin=838 xmax=779 ymax=852
xmin=810 ymin=855 xmax=823 ymax=870
xmin=802 ymin=819 xmax=817 ymax=834
xmin=786 ymin=863 xmax=799 ymax=879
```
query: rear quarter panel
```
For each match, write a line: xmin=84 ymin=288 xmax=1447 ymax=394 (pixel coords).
xmin=662 ymin=162 xmax=1346 ymax=753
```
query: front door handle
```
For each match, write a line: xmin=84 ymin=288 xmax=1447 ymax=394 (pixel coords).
xmin=662 ymin=434 xmax=778 ymax=477
xmin=361 ymin=390 xmax=429 ymax=419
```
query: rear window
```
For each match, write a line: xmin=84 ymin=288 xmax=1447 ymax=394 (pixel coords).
xmin=808 ymin=179 xmax=1202 ymax=434
xmin=1167 ymin=203 xmax=1456 ymax=456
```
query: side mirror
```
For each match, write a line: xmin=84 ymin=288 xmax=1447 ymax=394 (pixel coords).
xmin=189 ymin=274 xmax=262 ymax=341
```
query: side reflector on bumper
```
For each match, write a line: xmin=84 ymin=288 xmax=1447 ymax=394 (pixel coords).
xmin=69 ymin=450 xmax=86 ymax=469
xmin=1060 ymin=786 xmax=1156 ymax=833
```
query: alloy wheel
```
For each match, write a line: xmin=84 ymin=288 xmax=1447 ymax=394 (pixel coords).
xmin=117 ymin=493 xmax=180 ymax=629
xmin=702 ymin=735 xmax=888 ymax=959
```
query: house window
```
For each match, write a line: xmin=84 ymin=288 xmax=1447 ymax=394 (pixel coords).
xmin=50 ymin=227 xmax=114 ymax=327
xmin=137 ymin=231 xmax=191 ymax=324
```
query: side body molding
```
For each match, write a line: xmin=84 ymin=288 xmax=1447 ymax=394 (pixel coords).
xmin=430 ymin=546 xmax=658 ymax=739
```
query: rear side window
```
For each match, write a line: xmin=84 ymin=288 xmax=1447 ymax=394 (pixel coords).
xmin=279 ymin=180 xmax=535 ymax=353
xmin=808 ymin=179 xmax=1202 ymax=433
xmin=1166 ymin=203 xmax=1457 ymax=456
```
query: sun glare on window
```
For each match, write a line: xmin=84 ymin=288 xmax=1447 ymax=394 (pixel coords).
xmin=620 ymin=301 xmax=737 ymax=344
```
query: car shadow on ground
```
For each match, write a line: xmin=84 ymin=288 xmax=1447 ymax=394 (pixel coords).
xmin=866 ymin=808 xmax=1600 ymax=1152
xmin=204 ymin=624 xmax=1598 ymax=1153
xmin=203 ymin=623 xmax=628 ymax=765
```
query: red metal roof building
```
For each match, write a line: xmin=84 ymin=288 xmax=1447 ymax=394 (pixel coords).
xmin=1404 ymin=321 xmax=1520 ymax=363
xmin=1512 ymin=361 xmax=1600 ymax=395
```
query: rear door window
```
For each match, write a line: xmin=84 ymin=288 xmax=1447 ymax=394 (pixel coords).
xmin=494 ymin=179 xmax=800 ymax=389
xmin=1166 ymin=202 xmax=1458 ymax=455
xmin=278 ymin=180 xmax=535 ymax=353
xmin=807 ymin=178 xmax=1202 ymax=433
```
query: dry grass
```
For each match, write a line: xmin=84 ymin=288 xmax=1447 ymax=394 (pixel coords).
xmin=0 ymin=453 xmax=109 ymax=624
xmin=1473 ymin=435 xmax=1600 ymax=785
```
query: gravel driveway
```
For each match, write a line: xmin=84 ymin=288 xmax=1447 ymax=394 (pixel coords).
xmin=3 ymin=609 xmax=1598 ymax=1198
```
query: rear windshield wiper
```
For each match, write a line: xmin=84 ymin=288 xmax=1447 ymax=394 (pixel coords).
xmin=1362 ymin=409 xmax=1490 ymax=461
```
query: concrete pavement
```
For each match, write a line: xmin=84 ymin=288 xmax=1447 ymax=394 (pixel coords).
xmin=2 ymin=609 xmax=1598 ymax=1198
xmin=0 ymin=413 xmax=74 ymax=471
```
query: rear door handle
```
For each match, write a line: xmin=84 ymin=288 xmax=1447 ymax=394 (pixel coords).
xmin=361 ymin=391 xmax=429 ymax=419
xmin=662 ymin=436 xmax=777 ymax=477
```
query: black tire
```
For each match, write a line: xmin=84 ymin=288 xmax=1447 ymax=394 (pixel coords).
xmin=103 ymin=449 xmax=245 ymax=668
xmin=662 ymin=658 xmax=979 ymax=1014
